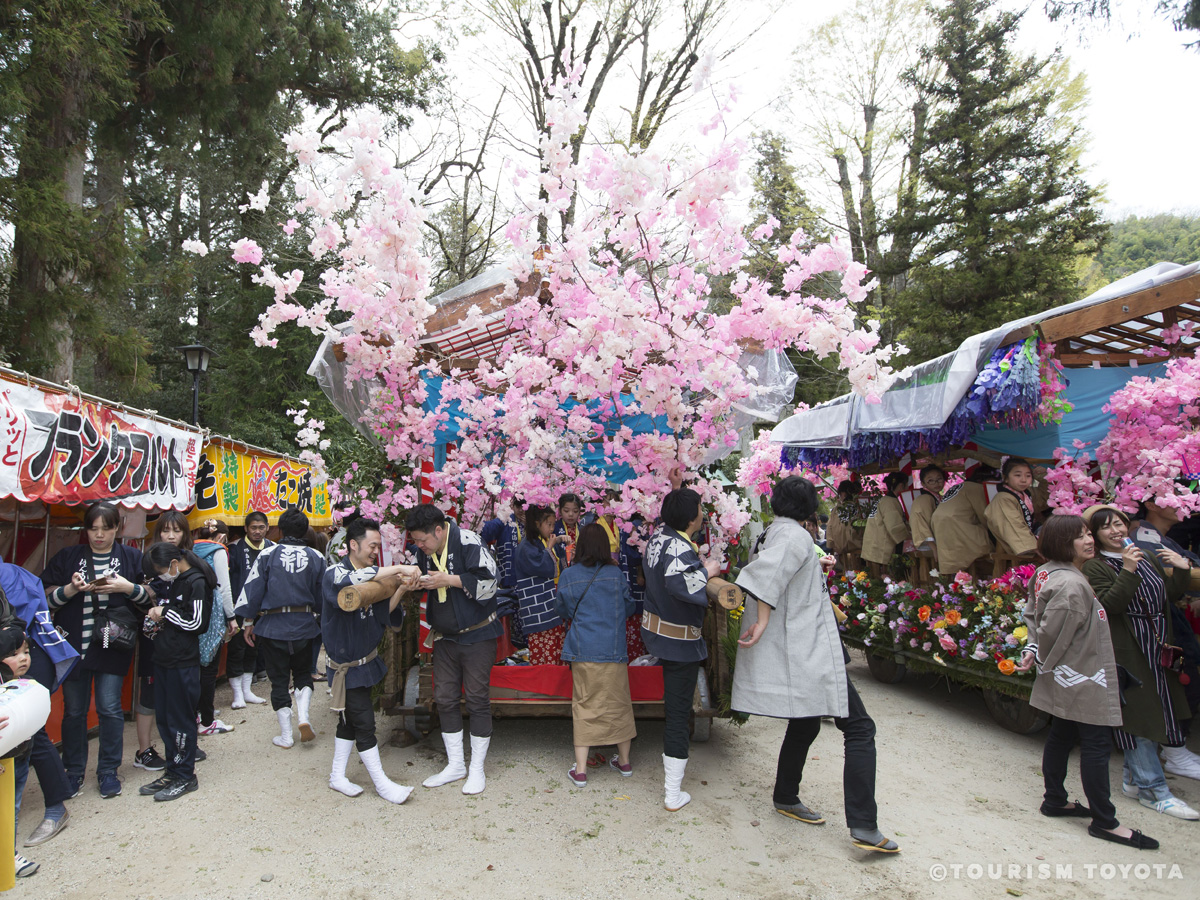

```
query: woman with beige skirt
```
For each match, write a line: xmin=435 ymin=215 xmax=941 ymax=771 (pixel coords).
xmin=554 ymin=523 xmax=639 ymax=787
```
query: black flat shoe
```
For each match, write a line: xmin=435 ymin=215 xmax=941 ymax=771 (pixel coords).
xmin=1087 ymin=824 xmax=1159 ymax=850
xmin=1040 ymin=800 xmax=1091 ymax=818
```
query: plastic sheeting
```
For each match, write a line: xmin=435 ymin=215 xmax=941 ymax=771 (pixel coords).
xmin=770 ymin=261 xmax=1200 ymax=451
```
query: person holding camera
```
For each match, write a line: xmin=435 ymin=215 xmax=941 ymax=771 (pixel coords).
xmin=43 ymin=502 xmax=149 ymax=799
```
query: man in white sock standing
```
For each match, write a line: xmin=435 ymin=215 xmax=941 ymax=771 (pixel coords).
xmin=236 ymin=508 xmax=325 ymax=749
xmin=321 ymin=517 xmax=421 ymax=803
xmin=406 ymin=504 xmax=500 ymax=795
xmin=227 ymin=511 xmax=273 ymax=709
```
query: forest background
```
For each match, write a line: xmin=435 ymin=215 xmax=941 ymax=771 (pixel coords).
xmin=0 ymin=0 xmax=1198 ymax=496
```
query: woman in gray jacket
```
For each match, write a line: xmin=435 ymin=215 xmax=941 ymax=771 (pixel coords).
xmin=1018 ymin=514 xmax=1157 ymax=850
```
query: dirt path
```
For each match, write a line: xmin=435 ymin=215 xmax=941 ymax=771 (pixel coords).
xmin=15 ymin=654 xmax=1197 ymax=899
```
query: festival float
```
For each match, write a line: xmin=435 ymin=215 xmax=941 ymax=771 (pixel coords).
xmin=764 ymin=260 xmax=1200 ymax=732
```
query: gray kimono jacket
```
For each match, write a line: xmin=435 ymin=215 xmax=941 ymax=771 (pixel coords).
xmin=1023 ymin=561 xmax=1122 ymax=727
xmin=732 ymin=519 xmax=849 ymax=719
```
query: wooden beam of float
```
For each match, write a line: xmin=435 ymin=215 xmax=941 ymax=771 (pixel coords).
xmin=1040 ymin=272 xmax=1200 ymax=345
xmin=338 ymin=574 xmax=404 ymax=611
xmin=706 ymin=577 xmax=743 ymax=610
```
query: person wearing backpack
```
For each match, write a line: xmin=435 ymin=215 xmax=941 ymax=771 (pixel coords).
xmin=137 ymin=543 xmax=215 ymax=801
xmin=190 ymin=520 xmax=237 ymax=736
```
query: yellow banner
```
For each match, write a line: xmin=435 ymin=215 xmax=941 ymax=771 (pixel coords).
xmin=189 ymin=442 xmax=331 ymax=528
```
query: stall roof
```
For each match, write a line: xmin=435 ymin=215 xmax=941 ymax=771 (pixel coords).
xmin=770 ymin=261 xmax=1200 ymax=451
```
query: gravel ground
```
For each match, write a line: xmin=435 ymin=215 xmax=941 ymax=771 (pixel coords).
xmin=13 ymin=653 xmax=1199 ymax=899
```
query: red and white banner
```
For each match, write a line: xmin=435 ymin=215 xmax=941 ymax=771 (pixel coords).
xmin=0 ymin=376 xmax=202 ymax=511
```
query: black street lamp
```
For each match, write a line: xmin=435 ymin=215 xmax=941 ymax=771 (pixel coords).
xmin=176 ymin=344 xmax=215 ymax=425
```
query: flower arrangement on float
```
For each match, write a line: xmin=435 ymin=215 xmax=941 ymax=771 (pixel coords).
xmin=832 ymin=564 xmax=1037 ymax=685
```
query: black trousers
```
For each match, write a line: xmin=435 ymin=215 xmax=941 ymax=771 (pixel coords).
xmin=661 ymin=659 xmax=701 ymax=760
xmin=197 ymin=656 xmax=220 ymax=726
xmin=155 ymin=664 xmax=200 ymax=781
xmin=772 ymin=676 xmax=879 ymax=830
xmin=225 ymin=624 xmax=256 ymax=678
xmin=257 ymin=637 xmax=315 ymax=711
xmin=27 ymin=643 xmax=73 ymax=808
xmin=336 ymin=685 xmax=377 ymax=751
xmin=432 ymin=638 xmax=496 ymax=737
xmin=1042 ymin=717 xmax=1119 ymax=830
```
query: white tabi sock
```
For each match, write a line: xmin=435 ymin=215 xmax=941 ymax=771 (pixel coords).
xmin=230 ymin=675 xmax=246 ymax=710
xmin=463 ymin=733 xmax=490 ymax=795
xmin=242 ymin=673 xmax=266 ymax=704
xmin=422 ymin=730 xmax=467 ymax=788
xmin=273 ymin=707 xmax=294 ymax=749
xmin=295 ymin=686 xmax=315 ymax=742
xmin=358 ymin=744 xmax=412 ymax=804
xmin=329 ymin=738 xmax=363 ymax=797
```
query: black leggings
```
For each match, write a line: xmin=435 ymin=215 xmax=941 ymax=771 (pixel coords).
xmin=661 ymin=659 xmax=701 ymax=760
xmin=1042 ymin=716 xmax=1119 ymax=830
xmin=258 ymin=637 xmax=315 ymax=710
xmin=336 ymin=686 xmax=377 ymax=751
xmin=772 ymin=676 xmax=879 ymax=830
xmin=197 ymin=656 xmax=220 ymax=726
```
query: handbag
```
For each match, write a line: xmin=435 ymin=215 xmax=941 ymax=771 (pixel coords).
xmin=96 ymin=605 xmax=139 ymax=652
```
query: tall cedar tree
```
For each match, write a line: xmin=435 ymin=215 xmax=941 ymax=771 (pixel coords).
xmin=886 ymin=0 xmax=1106 ymax=362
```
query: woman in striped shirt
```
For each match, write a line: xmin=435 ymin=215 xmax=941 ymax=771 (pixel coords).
xmin=43 ymin=502 xmax=148 ymax=799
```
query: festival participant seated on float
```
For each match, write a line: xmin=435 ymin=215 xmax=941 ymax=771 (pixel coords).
xmin=407 ymin=504 xmax=501 ymax=795
xmin=321 ymin=517 xmax=422 ymax=803
xmin=1016 ymin=515 xmax=1157 ymax=850
xmin=236 ymin=508 xmax=326 ymax=750
xmin=641 ymin=487 xmax=722 ymax=812
xmin=734 ymin=476 xmax=900 ymax=854
xmin=137 ymin=543 xmax=215 ymax=802
xmin=513 ymin=505 xmax=568 ymax=666
xmin=1081 ymin=505 xmax=1200 ymax=816
xmin=985 ymin=457 xmax=1041 ymax=559
xmin=43 ymin=501 xmax=150 ymax=799
xmin=554 ymin=493 xmax=584 ymax=565
xmin=555 ymin=523 xmax=639 ymax=787
xmin=909 ymin=466 xmax=946 ymax=563
xmin=825 ymin=480 xmax=865 ymax=563
xmin=930 ymin=465 xmax=997 ymax=577
xmin=860 ymin=472 xmax=911 ymax=571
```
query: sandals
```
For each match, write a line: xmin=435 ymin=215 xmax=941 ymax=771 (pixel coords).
xmin=773 ymin=800 xmax=826 ymax=825
xmin=1087 ymin=824 xmax=1159 ymax=850
xmin=1040 ymin=800 xmax=1091 ymax=818
xmin=851 ymin=835 xmax=901 ymax=853
xmin=586 ymin=752 xmax=607 ymax=768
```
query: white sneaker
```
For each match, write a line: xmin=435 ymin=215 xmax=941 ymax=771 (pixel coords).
xmin=1162 ymin=745 xmax=1200 ymax=781
xmin=1121 ymin=781 xmax=1140 ymax=798
xmin=1140 ymin=796 xmax=1200 ymax=820
xmin=15 ymin=853 xmax=39 ymax=877
xmin=199 ymin=719 xmax=234 ymax=736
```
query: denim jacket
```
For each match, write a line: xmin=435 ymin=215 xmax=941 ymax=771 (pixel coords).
xmin=555 ymin=564 xmax=636 ymax=663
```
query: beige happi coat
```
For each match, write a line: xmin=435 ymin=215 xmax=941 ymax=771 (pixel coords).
xmin=909 ymin=491 xmax=938 ymax=549
xmin=732 ymin=519 xmax=849 ymax=719
xmin=986 ymin=491 xmax=1037 ymax=556
xmin=1023 ymin=562 xmax=1122 ymax=727
xmin=860 ymin=495 xmax=909 ymax=566
xmin=930 ymin=482 xmax=992 ymax=576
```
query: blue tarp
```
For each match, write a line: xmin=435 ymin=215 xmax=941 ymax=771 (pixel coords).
xmin=421 ymin=375 xmax=671 ymax=483
xmin=973 ymin=362 xmax=1167 ymax=459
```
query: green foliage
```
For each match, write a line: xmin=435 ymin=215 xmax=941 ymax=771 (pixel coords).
xmin=883 ymin=0 xmax=1107 ymax=363
xmin=1094 ymin=214 xmax=1200 ymax=282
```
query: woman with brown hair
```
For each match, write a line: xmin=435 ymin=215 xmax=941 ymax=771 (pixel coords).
xmin=554 ymin=523 xmax=638 ymax=787
xmin=1082 ymin=505 xmax=1199 ymax=820
xmin=1017 ymin=515 xmax=1157 ymax=849
xmin=986 ymin=457 xmax=1040 ymax=559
